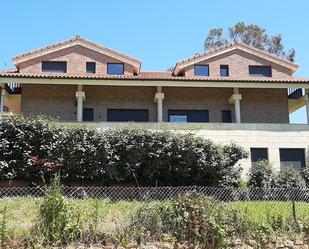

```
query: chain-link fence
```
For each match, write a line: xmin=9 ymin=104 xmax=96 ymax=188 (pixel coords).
xmin=0 ymin=186 xmax=308 ymax=221
xmin=0 ymin=186 xmax=308 ymax=201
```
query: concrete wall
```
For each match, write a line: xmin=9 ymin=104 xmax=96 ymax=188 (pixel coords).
xmin=196 ymin=127 xmax=309 ymax=176
xmin=184 ymin=50 xmax=293 ymax=78
xmin=21 ymin=85 xmax=289 ymax=123
xmin=18 ymin=45 xmax=135 ymax=75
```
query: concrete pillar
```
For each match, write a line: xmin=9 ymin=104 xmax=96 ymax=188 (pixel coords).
xmin=229 ymin=88 xmax=242 ymax=123
xmin=157 ymin=98 xmax=163 ymax=122
xmin=0 ymin=86 xmax=5 ymax=113
xmin=155 ymin=86 xmax=164 ymax=123
xmin=305 ymin=90 xmax=309 ymax=124
xmin=76 ymin=96 xmax=83 ymax=122
xmin=235 ymin=99 xmax=241 ymax=123
xmin=76 ymin=85 xmax=85 ymax=122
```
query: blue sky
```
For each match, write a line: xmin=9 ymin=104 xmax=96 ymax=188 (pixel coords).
xmin=1 ymin=0 xmax=308 ymax=123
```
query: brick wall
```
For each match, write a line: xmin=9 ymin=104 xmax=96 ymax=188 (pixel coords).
xmin=18 ymin=45 xmax=135 ymax=75
xmin=163 ymin=87 xmax=288 ymax=123
xmin=184 ymin=50 xmax=293 ymax=78
xmin=21 ymin=84 xmax=76 ymax=121
xmin=21 ymin=85 xmax=289 ymax=123
xmin=163 ymin=87 xmax=235 ymax=122
xmin=83 ymin=85 xmax=157 ymax=122
xmin=241 ymin=88 xmax=289 ymax=123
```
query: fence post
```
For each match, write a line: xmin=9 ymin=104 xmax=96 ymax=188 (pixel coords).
xmin=292 ymin=188 xmax=297 ymax=222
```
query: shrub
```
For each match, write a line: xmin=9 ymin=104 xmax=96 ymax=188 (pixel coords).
xmin=0 ymin=115 xmax=62 ymax=183
xmin=56 ymin=127 xmax=109 ymax=184
xmin=129 ymin=193 xmax=248 ymax=247
xmin=248 ymin=160 xmax=276 ymax=188
xmin=103 ymin=129 xmax=248 ymax=187
xmin=166 ymin=193 xmax=216 ymax=245
xmin=219 ymin=143 xmax=248 ymax=187
xmin=33 ymin=176 xmax=81 ymax=246
xmin=0 ymin=115 xmax=248 ymax=187
xmin=129 ymin=202 xmax=166 ymax=244
xmin=301 ymin=167 xmax=309 ymax=187
xmin=168 ymin=193 xmax=249 ymax=247
xmin=275 ymin=167 xmax=306 ymax=188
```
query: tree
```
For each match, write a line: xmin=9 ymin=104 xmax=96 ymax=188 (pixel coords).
xmin=166 ymin=67 xmax=174 ymax=72
xmin=204 ymin=28 xmax=228 ymax=51
xmin=204 ymin=22 xmax=295 ymax=62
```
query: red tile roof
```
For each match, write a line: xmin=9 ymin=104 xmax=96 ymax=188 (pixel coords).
xmin=173 ymin=41 xmax=299 ymax=75
xmin=0 ymin=71 xmax=308 ymax=84
xmin=12 ymin=35 xmax=141 ymax=64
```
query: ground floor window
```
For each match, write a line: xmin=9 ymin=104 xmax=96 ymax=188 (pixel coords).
xmin=169 ymin=115 xmax=188 ymax=123
xmin=222 ymin=110 xmax=232 ymax=123
xmin=107 ymin=109 xmax=149 ymax=122
xmin=279 ymin=148 xmax=306 ymax=170
xmin=83 ymin=108 xmax=94 ymax=121
xmin=250 ymin=148 xmax=268 ymax=165
xmin=168 ymin=110 xmax=209 ymax=123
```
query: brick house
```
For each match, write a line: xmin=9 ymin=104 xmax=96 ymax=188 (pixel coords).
xmin=0 ymin=35 xmax=309 ymax=174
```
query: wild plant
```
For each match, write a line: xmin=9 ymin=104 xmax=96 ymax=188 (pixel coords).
xmin=33 ymin=175 xmax=81 ymax=246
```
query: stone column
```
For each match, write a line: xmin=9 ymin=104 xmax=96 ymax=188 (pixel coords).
xmin=155 ymin=86 xmax=164 ymax=123
xmin=76 ymin=85 xmax=85 ymax=122
xmin=0 ymin=86 xmax=5 ymax=113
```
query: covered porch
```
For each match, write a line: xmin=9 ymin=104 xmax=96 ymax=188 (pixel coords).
xmin=0 ymin=76 xmax=309 ymax=124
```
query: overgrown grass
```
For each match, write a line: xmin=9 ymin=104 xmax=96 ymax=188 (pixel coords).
xmin=0 ymin=197 xmax=142 ymax=240
xmin=228 ymin=201 xmax=309 ymax=223
xmin=0 ymin=197 xmax=39 ymax=238
xmin=0 ymin=197 xmax=308 ymax=241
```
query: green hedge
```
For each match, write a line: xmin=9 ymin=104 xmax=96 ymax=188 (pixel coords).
xmin=0 ymin=116 xmax=248 ymax=186
xmin=248 ymin=160 xmax=308 ymax=188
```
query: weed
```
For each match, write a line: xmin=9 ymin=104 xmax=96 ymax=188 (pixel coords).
xmin=33 ymin=175 xmax=81 ymax=247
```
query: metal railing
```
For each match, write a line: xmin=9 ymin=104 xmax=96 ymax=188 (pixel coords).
xmin=288 ymin=88 xmax=303 ymax=99
xmin=5 ymin=83 xmax=21 ymax=94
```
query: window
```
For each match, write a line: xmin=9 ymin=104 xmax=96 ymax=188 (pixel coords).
xmin=107 ymin=109 xmax=149 ymax=122
xmin=107 ymin=63 xmax=124 ymax=75
xmin=168 ymin=110 xmax=209 ymax=123
xmin=279 ymin=148 xmax=306 ymax=170
xmin=250 ymin=148 xmax=268 ymax=165
xmin=169 ymin=115 xmax=188 ymax=123
xmin=222 ymin=110 xmax=232 ymax=123
xmin=86 ymin=62 xmax=96 ymax=74
xmin=42 ymin=61 xmax=67 ymax=73
xmin=194 ymin=65 xmax=209 ymax=76
xmin=83 ymin=108 xmax=94 ymax=121
xmin=249 ymin=66 xmax=272 ymax=77
xmin=220 ymin=65 xmax=229 ymax=76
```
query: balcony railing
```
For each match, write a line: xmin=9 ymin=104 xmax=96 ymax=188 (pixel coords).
xmin=288 ymin=88 xmax=303 ymax=99
xmin=5 ymin=83 xmax=21 ymax=94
